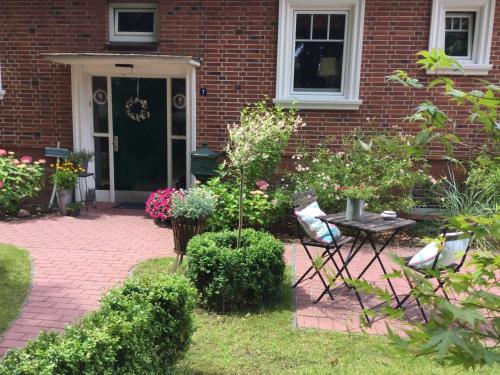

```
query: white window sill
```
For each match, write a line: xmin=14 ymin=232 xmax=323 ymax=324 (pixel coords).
xmin=273 ymin=97 xmax=362 ymax=110
xmin=426 ymin=64 xmax=493 ymax=76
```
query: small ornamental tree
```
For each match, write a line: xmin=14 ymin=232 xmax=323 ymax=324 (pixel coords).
xmin=353 ymin=50 xmax=499 ymax=369
xmin=225 ymin=99 xmax=304 ymax=247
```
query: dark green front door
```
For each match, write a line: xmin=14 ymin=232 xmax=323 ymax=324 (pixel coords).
xmin=112 ymin=78 xmax=167 ymax=198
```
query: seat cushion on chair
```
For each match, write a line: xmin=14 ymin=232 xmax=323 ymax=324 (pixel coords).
xmin=294 ymin=201 xmax=341 ymax=244
xmin=408 ymin=232 xmax=470 ymax=269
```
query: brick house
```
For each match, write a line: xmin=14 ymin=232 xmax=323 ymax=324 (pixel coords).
xmin=0 ymin=0 xmax=498 ymax=202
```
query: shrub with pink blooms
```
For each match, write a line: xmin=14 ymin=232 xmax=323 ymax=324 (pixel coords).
xmin=145 ymin=187 xmax=177 ymax=224
xmin=0 ymin=149 xmax=46 ymax=214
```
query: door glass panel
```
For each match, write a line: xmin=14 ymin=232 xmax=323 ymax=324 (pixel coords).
xmin=94 ymin=137 xmax=110 ymax=189
xmin=92 ymin=76 xmax=109 ymax=133
xmin=172 ymin=139 xmax=186 ymax=189
xmin=172 ymin=79 xmax=186 ymax=136
xmin=112 ymin=77 xmax=167 ymax=193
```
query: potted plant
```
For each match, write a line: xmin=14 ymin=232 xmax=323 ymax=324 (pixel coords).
xmin=145 ymin=187 xmax=177 ymax=226
xmin=66 ymin=202 xmax=83 ymax=217
xmin=66 ymin=149 xmax=94 ymax=174
xmin=341 ymin=183 xmax=376 ymax=220
xmin=52 ymin=160 xmax=78 ymax=215
xmin=170 ymin=186 xmax=216 ymax=265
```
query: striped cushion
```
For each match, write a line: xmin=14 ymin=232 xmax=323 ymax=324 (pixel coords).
xmin=295 ymin=202 xmax=341 ymax=244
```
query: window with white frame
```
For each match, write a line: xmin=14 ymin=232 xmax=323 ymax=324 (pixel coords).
xmin=275 ymin=0 xmax=365 ymax=110
xmin=109 ymin=3 xmax=158 ymax=43
xmin=429 ymin=0 xmax=495 ymax=75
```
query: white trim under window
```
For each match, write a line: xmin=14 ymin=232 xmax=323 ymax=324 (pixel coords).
xmin=428 ymin=0 xmax=495 ymax=75
xmin=109 ymin=3 xmax=159 ymax=43
xmin=275 ymin=0 xmax=365 ymax=110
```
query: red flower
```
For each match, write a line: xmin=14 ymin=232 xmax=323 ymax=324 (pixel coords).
xmin=0 ymin=180 xmax=3 ymax=189
xmin=145 ymin=187 xmax=177 ymax=221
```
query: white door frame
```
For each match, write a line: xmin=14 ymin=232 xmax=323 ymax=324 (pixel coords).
xmin=49 ymin=54 xmax=199 ymax=202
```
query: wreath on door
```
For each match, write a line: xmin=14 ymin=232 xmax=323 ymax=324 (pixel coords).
xmin=125 ymin=79 xmax=150 ymax=122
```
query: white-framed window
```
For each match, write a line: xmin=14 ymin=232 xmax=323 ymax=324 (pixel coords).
xmin=275 ymin=0 xmax=365 ymax=110
xmin=108 ymin=3 xmax=158 ymax=43
xmin=428 ymin=0 xmax=495 ymax=75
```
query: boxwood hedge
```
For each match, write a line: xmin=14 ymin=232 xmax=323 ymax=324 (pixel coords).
xmin=0 ymin=274 xmax=196 ymax=375
xmin=186 ymin=229 xmax=285 ymax=311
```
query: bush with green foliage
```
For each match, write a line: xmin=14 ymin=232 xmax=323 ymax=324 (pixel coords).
xmin=285 ymin=133 xmax=429 ymax=214
xmin=0 ymin=150 xmax=45 ymax=215
xmin=205 ymin=175 xmax=281 ymax=231
xmin=170 ymin=186 xmax=216 ymax=221
xmin=0 ymin=275 xmax=197 ymax=375
xmin=186 ymin=229 xmax=285 ymax=311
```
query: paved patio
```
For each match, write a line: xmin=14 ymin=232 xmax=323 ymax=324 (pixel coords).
xmin=0 ymin=207 xmax=421 ymax=356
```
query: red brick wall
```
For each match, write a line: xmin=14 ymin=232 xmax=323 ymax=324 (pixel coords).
xmin=0 ymin=0 xmax=498 ymax=160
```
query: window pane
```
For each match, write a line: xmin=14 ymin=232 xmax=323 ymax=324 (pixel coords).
xmin=329 ymin=14 xmax=345 ymax=39
xmin=312 ymin=14 xmax=328 ymax=39
xmin=172 ymin=139 xmax=186 ymax=189
xmin=445 ymin=31 xmax=469 ymax=56
xmin=295 ymin=14 xmax=311 ymax=39
xmin=117 ymin=11 xmax=154 ymax=33
xmin=294 ymin=42 xmax=343 ymax=92
xmin=92 ymin=77 xmax=108 ymax=134
xmin=446 ymin=17 xmax=452 ymax=30
xmin=461 ymin=17 xmax=469 ymax=29
xmin=94 ymin=137 xmax=110 ymax=190
xmin=452 ymin=18 xmax=460 ymax=30
xmin=172 ymin=79 xmax=186 ymax=136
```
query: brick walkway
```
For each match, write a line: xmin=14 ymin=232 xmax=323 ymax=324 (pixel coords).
xmin=0 ymin=207 xmax=421 ymax=356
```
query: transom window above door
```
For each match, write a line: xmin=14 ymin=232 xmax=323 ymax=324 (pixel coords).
xmin=275 ymin=0 xmax=364 ymax=110
xmin=109 ymin=3 xmax=159 ymax=43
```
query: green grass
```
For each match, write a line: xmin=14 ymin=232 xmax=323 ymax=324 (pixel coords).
xmin=0 ymin=244 xmax=32 ymax=335
xmin=132 ymin=257 xmax=497 ymax=375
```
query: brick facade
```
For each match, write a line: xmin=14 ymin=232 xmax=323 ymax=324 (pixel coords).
xmin=0 ymin=0 xmax=498 ymax=160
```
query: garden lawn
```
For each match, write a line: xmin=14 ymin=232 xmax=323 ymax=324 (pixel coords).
xmin=0 ymin=244 xmax=31 ymax=335
xmin=132 ymin=257 xmax=498 ymax=375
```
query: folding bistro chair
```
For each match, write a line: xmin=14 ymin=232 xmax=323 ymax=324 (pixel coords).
xmin=400 ymin=229 xmax=473 ymax=323
xmin=292 ymin=191 xmax=354 ymax=300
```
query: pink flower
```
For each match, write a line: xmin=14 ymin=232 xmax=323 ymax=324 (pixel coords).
xmin=11 ymin=159 xmax=19 ymax=165
xmin=145 ymin=187 xmax=177 ymax=221
xmin=0 ymin=149 xmax=7 ymax=156
xmin=0 ymin=180 xmax=3 ymax=189
xmin=38 ymin=158 xmax=46 ymax=164
xmin=256 ymin=180 xmax=269 ymax=191
xmin=20 ymin=156 xmax=33 ymax=164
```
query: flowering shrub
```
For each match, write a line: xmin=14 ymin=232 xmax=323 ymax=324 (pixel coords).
xmin=285 ymin=133 xmax=430 ymax=213
xmin=205 ymin=176 xmax=279 ymax=231
xmin=145 ymin=188 xmax=177 ymax=223
xmin=0 ymin=149 xmax=45 ymax=214
xmin=51 ymin=160 xmax=80 ymax=190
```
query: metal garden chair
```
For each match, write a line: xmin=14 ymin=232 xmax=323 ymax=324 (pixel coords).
xmin=292 ymin=190 xmax=354 ymax=300
xmin=399 ymin=230 xmax=473 ymax=323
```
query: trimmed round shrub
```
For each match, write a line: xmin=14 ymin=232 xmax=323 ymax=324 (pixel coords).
xmin=186 ymin=229 xmax=286 ymax=311
xmin=0 ymin=275 xmax=197 ymax=375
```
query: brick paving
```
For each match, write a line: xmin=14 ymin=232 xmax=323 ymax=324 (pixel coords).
xmin=0 ymin=207 xmax=422 ymax=356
